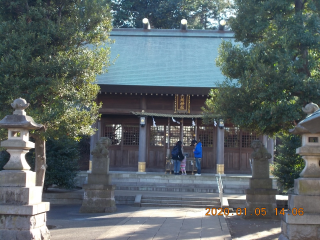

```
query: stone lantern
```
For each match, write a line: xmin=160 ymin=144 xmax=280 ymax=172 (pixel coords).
xmin=279 ymin=103 xmax=320 ymax=240
xmin=0 ymin=98 xmax=50 ymax=240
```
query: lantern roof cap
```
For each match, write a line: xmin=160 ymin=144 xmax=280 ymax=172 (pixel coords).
xmin=0 ymin=98 xmax=43 ymax=130
xmin=290 ymin=103 xmax=320 ymax=134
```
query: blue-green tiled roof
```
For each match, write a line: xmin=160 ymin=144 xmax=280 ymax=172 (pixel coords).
xmin=97 ymin=29 xmax=234 ymax=89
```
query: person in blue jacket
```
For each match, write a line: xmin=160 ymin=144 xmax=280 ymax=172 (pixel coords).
xmin=192 ymin=140 xmax=202 ymax=176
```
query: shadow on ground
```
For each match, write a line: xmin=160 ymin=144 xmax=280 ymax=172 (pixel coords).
xmin=225 ymin=214 xmax=281 ymax=240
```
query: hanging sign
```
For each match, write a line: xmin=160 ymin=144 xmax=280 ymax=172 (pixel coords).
xmin=175 ymin=94 xmax=190 ymax=114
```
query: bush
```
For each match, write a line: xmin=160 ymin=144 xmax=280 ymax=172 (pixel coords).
xmin=44 ymin=137 xmax=80 ymax=190
xmin=0 ymin=137 xmax=79 ymax=191
xmin=272 ymin=133 xmax=305 ymax=193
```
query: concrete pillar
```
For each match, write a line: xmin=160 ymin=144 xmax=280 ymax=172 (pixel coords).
xmin=216 ymin=127 xmax=225 ymax=174
xmin=262 ymin=135 xmax=268 ymax=147
xmin=138 ymin=117 xmax=147 ymax=173
xmin=267 ymin=137 xmax=274 ymax=163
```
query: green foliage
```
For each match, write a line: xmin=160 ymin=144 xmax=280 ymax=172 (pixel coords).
xmin=183 ymin=0 xmax=234 ymax=30
xmin=44 ymin=137 xmax=80 ymax=190
xmin=272 ymin=134 xmax=305 ymax=193
xmin=111 ymin=0 xmax=234 ymax=29
xmin=0 ymin=151 xmax=10 ymax=170
xmin=0 ymin=0 xmax=113 ymax=141
xmin=204 ymin=0 xmax=320 ymax=135
xmin=0 ymin=137 xmax=79 ymax=190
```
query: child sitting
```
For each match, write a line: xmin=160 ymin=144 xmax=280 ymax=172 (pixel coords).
xmin=180 ymin=156 xmax=187 ymax=175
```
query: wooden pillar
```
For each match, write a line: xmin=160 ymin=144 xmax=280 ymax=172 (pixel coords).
xmin=195 ymin=119 xmax=198 ymax=140
xmin=216 ymin=126 xmax=225 ymax=174
xmin=167 ymin=117 xmax=170 ymax=157
xmin=138 ymin=118 xmax=147 ymax=172
xmin=180 ymin=118 xmax=184 ymax=151
xmin=138 ymin=97 xmax=147 ymax=172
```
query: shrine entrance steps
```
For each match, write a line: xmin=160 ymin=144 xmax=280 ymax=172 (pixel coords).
xmin=108 ymin=172 xmax=253 ymax=194
xmin=43 ymin=172 xmax=285 ymax=208
xmin=140 ymin=195 xmax=220 ymax=208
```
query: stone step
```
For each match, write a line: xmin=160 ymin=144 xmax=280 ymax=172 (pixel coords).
xmin=139 ymin=195 xmax=221 ymax=208
xmin=108 ymin=173 xmax=253 ymax=194
xmin=115 ymin=184 xmax=246 ymax=194
xmin=141 ymin=200 xmax=220 ymax=206
xmin=43 ymin=190 xmax=83 ymax=205
xmin=140 ymin=203 xmax=220 ymax=208
xmin=43 ymin=189 xmax=135 ymax=205
xmin=141 ymin=199 xmax=219 ymax=205
xmin=115 ymin=185 xmax=218 ymax=193
xmin=115 ymin=183 xmax=219 ymax=188
xmin=112 ymin=178 xmax=220 ymax=185
xmin=141 ymin=196 xmax=220 ymax=201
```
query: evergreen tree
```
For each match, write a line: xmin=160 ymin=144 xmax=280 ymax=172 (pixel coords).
xmin=0 ymin=0 xmax=113 ymax=187
xmin=44 ymin=137 xmax=80 ymax=190
xmin=111 ymin=0 xmax=234 ymax=29
xmin=272 ymin=134 xmax=304 ymax=193
xmin=204 ymin=0 xmax=320 ymax=135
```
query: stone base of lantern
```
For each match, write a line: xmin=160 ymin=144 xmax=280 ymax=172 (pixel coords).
xmin=0 ymin=204 xmax=50 ymax=240
xmin=279 ymin=213 xmax=320 ymax=240
xmin=80 ymin=184 xmax=117 ymax=213
xmin=0 ymin=171 xmax=50 ymax=240
xmin=279 ymin=178 xmax=320 ymax=239
xmin=243 ymin=188 xmax=279 ymax=219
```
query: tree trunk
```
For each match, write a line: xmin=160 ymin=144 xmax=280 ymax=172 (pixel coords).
xmin=34 ymin=136 xmax=47 ymax=188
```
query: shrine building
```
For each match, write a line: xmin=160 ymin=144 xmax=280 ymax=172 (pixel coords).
xmin=90 ymin=25 xmax=272 ymax=174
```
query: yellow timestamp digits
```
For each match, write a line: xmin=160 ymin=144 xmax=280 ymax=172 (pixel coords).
xmin=274 ymin=208 xmax=304 ymax=216
xmin=205 ymin=208 xmax=250 ymax=216
xmin=205 ymin=208 xmax=231 ymax=216
xmin=205 ymin=208 xmax=267 ymax=216
xmin=205 ymin=207 xmax=305 ymax=216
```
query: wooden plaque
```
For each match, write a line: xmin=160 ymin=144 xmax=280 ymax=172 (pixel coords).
xmin=175 ymin=94 xmax=190 ymax=113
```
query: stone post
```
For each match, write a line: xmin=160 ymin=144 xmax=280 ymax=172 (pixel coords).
xmin=80 ymin=137 xmax=116 ymax=213
xmin=279 ymin=103 xmax=320 ymax=240
xmin=0 ymin=98 xmax=50 ymax=240
xmin=243 ymin=140 xmax=278 ymax=219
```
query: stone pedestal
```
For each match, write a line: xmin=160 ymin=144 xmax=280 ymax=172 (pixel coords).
xmin=80 ymin=137 xmax=116 ymax=213
xmin=279 ymin=178 xmax=320 ymax=240
xmin=80 ymin=184 xmax=116 ymax=213
xmin=243 ymin=140 xmax=278 ymax=219
xmin=0 ymin=170 xmax=50 ymax=240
